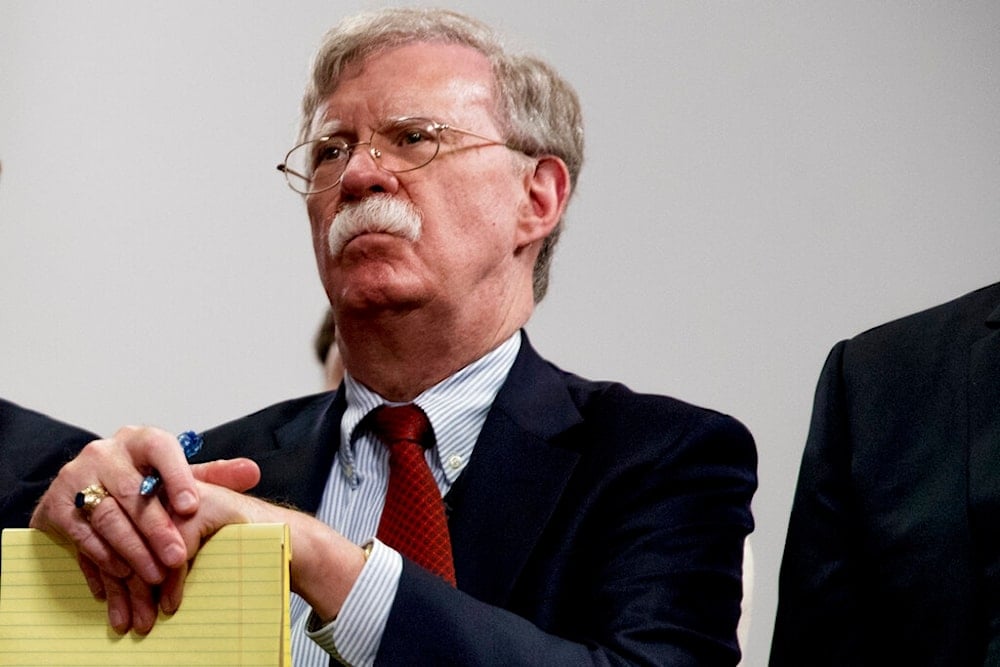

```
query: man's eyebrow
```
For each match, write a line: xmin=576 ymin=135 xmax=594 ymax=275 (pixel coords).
xmin=311 ymin=118 xmax=348 ymax=139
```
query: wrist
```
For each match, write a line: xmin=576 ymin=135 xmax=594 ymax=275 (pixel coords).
xmin=289 ymin=514 xmax=366 ymax=621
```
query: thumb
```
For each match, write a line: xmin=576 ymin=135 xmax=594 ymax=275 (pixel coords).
xmin=190 ymin=458 xmax=261 ymax=492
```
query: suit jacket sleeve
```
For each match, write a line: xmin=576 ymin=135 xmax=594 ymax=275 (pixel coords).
xmin=771 ymin=341 xmax=865 ymax=664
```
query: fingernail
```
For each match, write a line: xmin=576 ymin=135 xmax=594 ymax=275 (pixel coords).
xmin=174 ymin=491 xmax=197 ymax=513
xmin=162 ymin=592 xmax=178 ymax=615
xmin=163 ymin=543 xmax=186 ymax=568
xmin=109 ymin=609 xmax=125 ymax=633
xmin=135 ymin=614 xmax=153 ymax=636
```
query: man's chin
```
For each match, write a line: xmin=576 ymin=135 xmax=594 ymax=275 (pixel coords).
xmin=331 ymin=278 xmax=426 ymax=316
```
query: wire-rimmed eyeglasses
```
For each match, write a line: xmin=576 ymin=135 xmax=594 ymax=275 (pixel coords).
xmin=277 ymin=117 xmax=511 ymax=195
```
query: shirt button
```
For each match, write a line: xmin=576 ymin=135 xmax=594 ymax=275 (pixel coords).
xmin=448 ymin=455 xmax=463 ymax=470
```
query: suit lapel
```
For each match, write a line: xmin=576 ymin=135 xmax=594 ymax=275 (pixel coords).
xmin=252 ymin=339 xmax=583 ymax=604
xmin=266 ymin=390 xmax=345 ymax=512
xmin=446 ymin=337 xmax=583 ymax=605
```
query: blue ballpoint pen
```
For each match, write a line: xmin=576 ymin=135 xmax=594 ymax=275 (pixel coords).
xmin=139 ymin=430 xmax=204 ymax=496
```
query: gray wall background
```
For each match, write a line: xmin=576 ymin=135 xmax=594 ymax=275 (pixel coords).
xmin=2 ymin=1 xmax=998 ymax=664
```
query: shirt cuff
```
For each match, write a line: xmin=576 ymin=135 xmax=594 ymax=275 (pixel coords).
xmin=305 ymin=539 xmax=402 ymax=666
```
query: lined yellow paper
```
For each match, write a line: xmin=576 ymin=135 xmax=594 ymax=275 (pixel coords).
xmin=0 ymin=523 xmax=291 ymax=666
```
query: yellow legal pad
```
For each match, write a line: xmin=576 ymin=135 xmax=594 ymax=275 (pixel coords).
xmin=0 ymin=523 xmax=291 ymax=666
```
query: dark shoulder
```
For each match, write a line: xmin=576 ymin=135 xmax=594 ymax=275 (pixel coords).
xmin=196 ymin=392 xmax=336 ymax=460
xmin=558 ymin=368 xmax=756 ymax=466
xmin=850 ymin=281 xmax=1000 ymax=348
xmin=0 ymin=398 xmax=97 ymax=446
xmin=842 ymin=281 xmax=1000 ymax=370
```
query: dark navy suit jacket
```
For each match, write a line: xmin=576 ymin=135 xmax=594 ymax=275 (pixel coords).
xmin=199 ymin=335 xmax=757 ymax=665
xmin=0 ymin=399 xmax=97 ymax=560
xmin=772 ymin=282 xmax=1000 ymax=666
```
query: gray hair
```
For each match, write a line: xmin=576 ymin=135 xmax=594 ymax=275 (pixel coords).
xmin=300 ymin=7 xmax=584 ymax=302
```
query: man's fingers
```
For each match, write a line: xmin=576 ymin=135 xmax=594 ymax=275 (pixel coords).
xmin=125 ymin=574 xmax=159 ymax=635
xmin=77 ymin=553 xmax=107 ymax=599
xmin=117 ymin=425 xmax=199 ymax=515
xmin=102 ymin=574 xmax=132 ymax=635
xmin=86 ymin=496 xmax=171 ymax=582
xmin=29 ymin=425 xmax=213 ymax=638
xmin=30 ymin=463 xmax=133 ymax=580
xmin=33 ymin=428 xmax=193 ymax=575
xmin=160 ymin=560 xmax=189 ymax=615
xmin=191 ymin=458 xmax=261 ymax=492
xmin=93 ymin=426 xmax=196 ymax=568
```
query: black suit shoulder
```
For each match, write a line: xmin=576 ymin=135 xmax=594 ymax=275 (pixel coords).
xmin=831 ymin=282 xmax=1000 ymax=457
xmin=557 ymin=370 xmax=757 ymax=474
xmin=842 ymin=281 xmax=1000 ymax=363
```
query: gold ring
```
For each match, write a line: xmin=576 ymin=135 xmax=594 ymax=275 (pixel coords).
xmin=74 ymin=484 xmax=109 ymax=517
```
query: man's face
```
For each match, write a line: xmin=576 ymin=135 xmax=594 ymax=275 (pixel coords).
xmin=306 ymin=42 xmax=532 ymax=319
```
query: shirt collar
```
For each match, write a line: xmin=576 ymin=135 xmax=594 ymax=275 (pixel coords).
xmin=339 ymin=332 xmax=521 ymax=483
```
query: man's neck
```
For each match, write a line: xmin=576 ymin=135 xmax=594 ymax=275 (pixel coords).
xmin=337 ymin=305 xmax=530 ymax=402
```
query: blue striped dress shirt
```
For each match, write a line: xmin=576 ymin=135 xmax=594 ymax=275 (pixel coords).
xmin=290 ymin=332 xmax=521 ymax=667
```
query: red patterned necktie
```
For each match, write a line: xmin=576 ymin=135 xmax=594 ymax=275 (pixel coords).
xmin=371 ymin=404 xmax=456 ymax=585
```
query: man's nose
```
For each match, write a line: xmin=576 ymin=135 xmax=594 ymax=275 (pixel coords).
xmin=339 ymin=142 xmax=398 ymax=196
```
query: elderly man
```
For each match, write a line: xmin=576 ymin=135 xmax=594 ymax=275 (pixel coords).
xmin=30 ymin=8 xmax=756 ymax=665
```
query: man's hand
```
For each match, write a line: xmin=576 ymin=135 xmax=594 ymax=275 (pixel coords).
xmin=29 ymin=426 xmax=260 ymax=633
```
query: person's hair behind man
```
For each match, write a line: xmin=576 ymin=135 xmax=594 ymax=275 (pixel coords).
xmin=298 ymin=7 xmax=584 ymax=303
xmin=314 ymin=308 xmax=344 ymax=390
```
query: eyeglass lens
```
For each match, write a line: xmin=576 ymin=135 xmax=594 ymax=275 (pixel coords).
xmin=283 ymin=119 xmax=444 ymax=194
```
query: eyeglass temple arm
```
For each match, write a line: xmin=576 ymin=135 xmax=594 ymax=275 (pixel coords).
xmin=446 ymin=126 xmax=511 ymax=149
xmin=276 ymin=163 xmax=310 ymax=181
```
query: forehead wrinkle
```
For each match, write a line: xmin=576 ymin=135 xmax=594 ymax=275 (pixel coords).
xmin=310 ymin=44 xmax=500 ymax=140
xmin=401 ymin=75 xmax=497 ymax=127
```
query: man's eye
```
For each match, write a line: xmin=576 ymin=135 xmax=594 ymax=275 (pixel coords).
xmin=391 ymin=127 xmax=434 ymax=147
xmin=313 ymin=141 xmax=348 ymax=167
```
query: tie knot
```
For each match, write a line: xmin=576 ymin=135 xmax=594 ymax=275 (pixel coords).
xmin=370 ymin=404 xmax=433 ymax=449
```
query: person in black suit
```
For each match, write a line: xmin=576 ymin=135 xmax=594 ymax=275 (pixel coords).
xmin=771 ymin=281 xmax=1000 ymax=666
xmin=30 ymin=8 xmax=757 ymax=664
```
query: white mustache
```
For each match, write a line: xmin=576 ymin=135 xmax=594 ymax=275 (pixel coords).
xmin=327 ymin=196 xmax=422 ymax=258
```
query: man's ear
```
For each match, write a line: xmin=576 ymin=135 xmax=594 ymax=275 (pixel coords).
xmin=516 ymin=156 xmax=571 ymax=249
